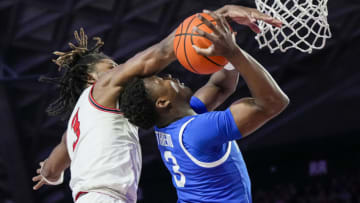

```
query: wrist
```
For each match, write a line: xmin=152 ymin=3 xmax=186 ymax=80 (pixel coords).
xmin=215 ymin=5 xmax=230 ymax=15
xmin=40 ymin=160 xmax=60 ymax=181
xmin=40 ymin=160 xmax=64 ymax=185
xmin=41 ymin=171 xmax=64 ymax=185
xmin=224 ymin=45 xmax=242 ymax=61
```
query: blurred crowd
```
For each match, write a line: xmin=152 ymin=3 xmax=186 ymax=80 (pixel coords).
xmin=253 ymin=172 xmax=360 ymax=203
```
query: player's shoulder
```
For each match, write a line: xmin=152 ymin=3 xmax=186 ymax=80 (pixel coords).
xmin=184 ymin=110 xmax=232 ymax=132
xmin=156 ymin=115 xmax=195 ymax=133
xmin=193 ymin=109 xmax=226 ymax=120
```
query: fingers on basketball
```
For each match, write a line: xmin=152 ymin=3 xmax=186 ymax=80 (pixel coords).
xmin=203 ymin=10 xmax=230 ymax=33
xmin=173 ymin=13 xmax=228 ymax=74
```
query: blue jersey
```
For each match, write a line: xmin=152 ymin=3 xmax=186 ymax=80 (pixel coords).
xmin=154 ymin=97 xmax=251 ymax=203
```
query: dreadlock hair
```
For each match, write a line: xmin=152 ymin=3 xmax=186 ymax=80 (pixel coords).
xmin=120 ymin=77 xmax=158 ymax=129
xmin=40 ymin=28 xmax=109 ymax=118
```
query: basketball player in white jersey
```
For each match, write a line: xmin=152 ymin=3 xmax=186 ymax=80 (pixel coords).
xmin=32 ymin=5 xmax=282 ymax=203
xmin=31 ymin=28 xmax=176 ymax=202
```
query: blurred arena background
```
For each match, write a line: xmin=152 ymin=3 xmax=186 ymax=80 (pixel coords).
xmin=0 ymin=0 xmax=359 ymax=202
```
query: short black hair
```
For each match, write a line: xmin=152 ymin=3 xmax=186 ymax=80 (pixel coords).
xmin=120 ymin=77 xmax=158 ymax=129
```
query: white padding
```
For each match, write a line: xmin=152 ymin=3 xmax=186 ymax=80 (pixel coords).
xmin=224 ymin=62 xmax=235 ymax=70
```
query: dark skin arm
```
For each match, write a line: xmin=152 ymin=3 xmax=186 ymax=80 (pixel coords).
xmin=215 ymin=5 xmax=282 ymax=33
xmin=32 ymin=132 xmax=70 ymax=190
xmin=93 ymin=30 xmax=176 ymax=108
xmin=194 ymin=6 xmax=282 ymax=112
xmin=194 ymin=68 xmax=239 ymax=111
xmin=227 ymin=49 xmax=289 ymax=137
xmin=193 ymin=11 xmax=289 ymax=137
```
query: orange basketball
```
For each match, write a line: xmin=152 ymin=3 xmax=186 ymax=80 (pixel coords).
xmin=173 ymin=13 xmax=228 ymax=75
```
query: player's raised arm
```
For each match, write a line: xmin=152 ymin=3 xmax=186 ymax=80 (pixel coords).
xmin=32 ymin=132 xmax=70 ymax=190
xmin=193 ymin=5 xmax=283 ymax=112
xmin=215 ymin=5 xmax=282 ymax=33
xmin=227 ymin=48 xmax=289 ymax=137
xmin=193 ymin=11 xmax=289 ymax=137
xmin=191 ymin=11 xmax=240 ymax=111
xmin=106 ymin=30 xmax=176 ymax=89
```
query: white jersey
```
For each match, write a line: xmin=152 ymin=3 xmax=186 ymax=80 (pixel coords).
xmin=66 ymin=85 xmax=141 ymax=202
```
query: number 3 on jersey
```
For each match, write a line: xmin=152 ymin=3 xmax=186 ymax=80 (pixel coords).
xmin=164 ymin=151 xmax=186 ymax=187
xmin=71 ymin=108 xmax=81 ymax=151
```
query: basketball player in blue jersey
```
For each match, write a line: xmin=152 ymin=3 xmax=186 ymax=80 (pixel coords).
xmin=120 ymin=10 xmax=289 ymax=203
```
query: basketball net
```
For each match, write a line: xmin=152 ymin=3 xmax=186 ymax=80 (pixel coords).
xmin=255 ymin=0 xmax=332 ymax=53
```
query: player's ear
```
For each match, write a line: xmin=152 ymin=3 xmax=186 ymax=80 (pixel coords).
xmin=87 ymin=73 xmax=97 ymax=84
xmin=155 ymin=96 xmax=171 ymax=109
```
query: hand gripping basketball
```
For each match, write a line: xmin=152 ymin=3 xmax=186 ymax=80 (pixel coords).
xmin=192 ymin=10 xmax=238 ymax=58
xmin=173 ymin=10 xmax=237 ymax=74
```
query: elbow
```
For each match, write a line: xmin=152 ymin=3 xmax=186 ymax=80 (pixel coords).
xmin=276 ymin=94 xmax=290 ymax=111
xmin=262 ymin=94 xmax=290 ymax=116
xmin=278 ymin=95 xmax=290 ymax=114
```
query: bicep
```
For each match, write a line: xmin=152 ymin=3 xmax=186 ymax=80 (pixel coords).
xmin=229 ymin=97 xmax=276 ymax=137
xmin=108 ymin=53 xmax=152 ymax=88
xmin=109 ymin=37 xmax=175 ymax=88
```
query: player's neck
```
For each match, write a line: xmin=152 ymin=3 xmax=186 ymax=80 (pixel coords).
xmin=157 ymin=105 xmax=196 ymax=128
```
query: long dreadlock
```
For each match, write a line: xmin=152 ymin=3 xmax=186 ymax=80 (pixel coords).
xmin=40 ymin=28 xmax=109 ymax=118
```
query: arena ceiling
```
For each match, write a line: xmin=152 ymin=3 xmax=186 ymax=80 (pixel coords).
xmin=0 ymin=0 xmax=359 ymax=202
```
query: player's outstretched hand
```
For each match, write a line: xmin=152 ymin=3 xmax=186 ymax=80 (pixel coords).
xmin=215 ymin=5 xmax=282 ymax=33
xmin=192 ymin=10 xmax=238 ymax=58
xmin=32 ymin=161 xmax=47 ymax=190
xmin=32 ymin=160 xmax=64 ymax=190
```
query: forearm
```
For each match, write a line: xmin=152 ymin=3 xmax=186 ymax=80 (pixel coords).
xmin=135 ymin=31 xmax=175 ymax=76
xmin=111 ymin=30 xmax=176 ymax=87
xmin=227 ymin=48 xmax=289 ymax=113
xmin=211 ymin=68 xmax=239 ymax=93
xmin=41 ymin=134 xmax=70 ymax=181
xmin=194 ymin=68 xmax=239 ymax=111
xmin=207 ymin=69 xmax=239 ymax=107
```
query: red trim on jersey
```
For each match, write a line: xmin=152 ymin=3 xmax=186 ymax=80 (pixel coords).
xmin=75 ymin=191 xmax=88 ymax=201
xmin=88 ymin=85 xmax=123 ymax=115
xmin=75 ymin=191 xmax=121 ymax=201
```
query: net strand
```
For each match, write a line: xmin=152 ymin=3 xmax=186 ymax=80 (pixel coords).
xmin=255 ymin=0 xmax=331 ymax=53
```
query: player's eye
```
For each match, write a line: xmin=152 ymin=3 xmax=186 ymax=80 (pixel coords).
xmin=162 ymin=74 xmax=173 ymax=80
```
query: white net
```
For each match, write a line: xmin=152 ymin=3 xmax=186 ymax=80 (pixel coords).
xmin=255 ymin=0 xmax=332 ymax=53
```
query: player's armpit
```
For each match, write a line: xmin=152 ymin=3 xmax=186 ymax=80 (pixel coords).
xmin=229 ymin=97 xmax=286 ymax=137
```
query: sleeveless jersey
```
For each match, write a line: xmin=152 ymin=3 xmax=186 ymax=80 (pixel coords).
xmin=154 ymin=97 xmax=251 ymax=203
xmin=66 ymin=85 xmax=141 ymax=202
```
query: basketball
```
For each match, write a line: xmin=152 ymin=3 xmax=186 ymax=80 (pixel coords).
xmin=173 ymin=13 xmax=228 ymax=75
